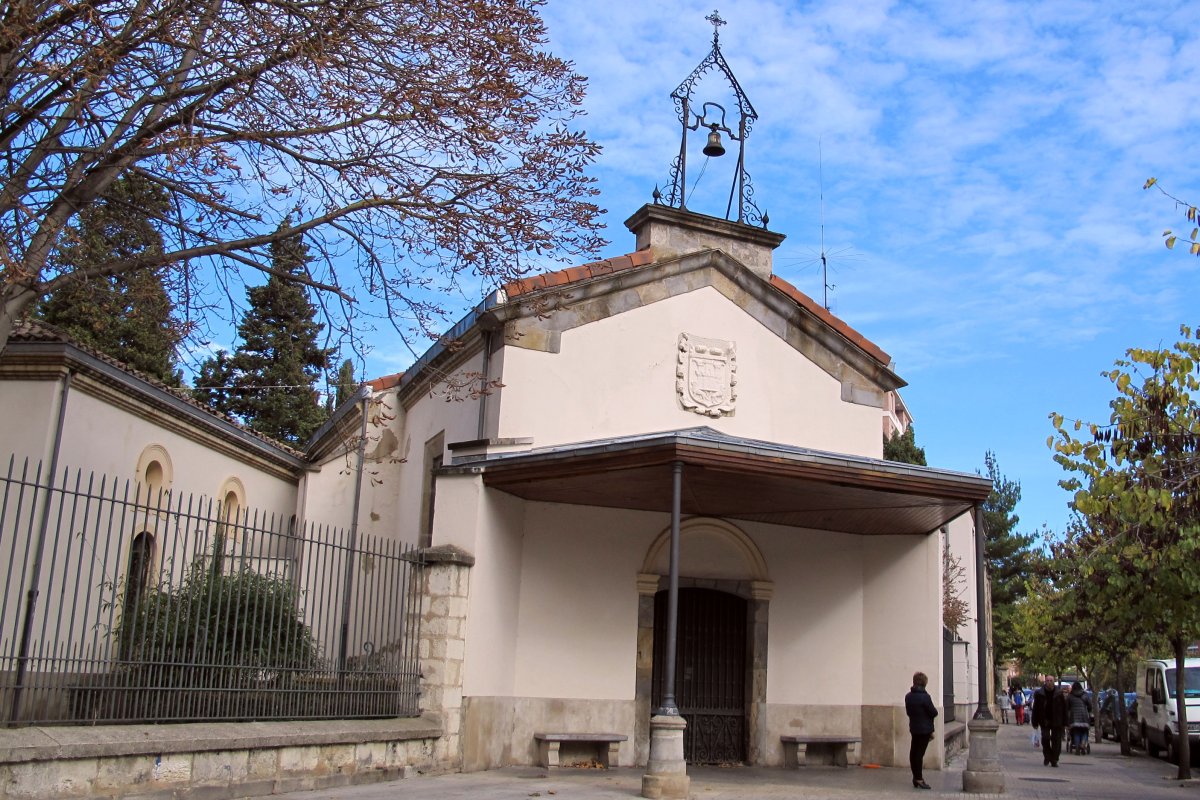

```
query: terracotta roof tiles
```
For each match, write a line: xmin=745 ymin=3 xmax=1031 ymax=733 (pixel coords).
xmin=502 ymin=250 xmax=653 ymax=298
xmin=767 ymin=275 xmax=891 ymax=366
xmin=499 ymin=250 xmax=891 ymax=369
xmin=367 ymin=372 xmax=404 ymax=391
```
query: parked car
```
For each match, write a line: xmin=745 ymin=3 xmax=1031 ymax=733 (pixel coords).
xmin=1099 ymin=690 xmax=1140 ymax=745
xmin=1137 ymin=658 xmax=1200 ymax=763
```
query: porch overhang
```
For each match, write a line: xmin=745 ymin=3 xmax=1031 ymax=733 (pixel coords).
xmin=447 ymin=428 xmax=992 ymax=536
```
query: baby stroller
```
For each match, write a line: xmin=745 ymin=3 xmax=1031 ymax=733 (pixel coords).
xmin=1068 ymin=724 xmax=1091 ymax=755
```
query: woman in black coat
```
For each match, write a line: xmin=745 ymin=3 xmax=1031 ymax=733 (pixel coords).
xmin=905 ymin=671 xmax=939 ymax=790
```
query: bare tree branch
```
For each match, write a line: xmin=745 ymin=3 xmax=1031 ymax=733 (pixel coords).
xmin=1 ymin=0 xmax=605 ymax=357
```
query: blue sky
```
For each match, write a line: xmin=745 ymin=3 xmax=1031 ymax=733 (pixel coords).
xmin=191 ymin=0 xmax=1200 ymax=540
xmin=506 ymin=0 xmax=1200 ymax=540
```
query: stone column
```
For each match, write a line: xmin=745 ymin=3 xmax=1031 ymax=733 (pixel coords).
xmin=962 ymin=717 xmax=1004 ymax=793
xmin=641 ymin=714 xmax=689 ymax=799
xmin=418 ymin=544 xmax=474 ymax=772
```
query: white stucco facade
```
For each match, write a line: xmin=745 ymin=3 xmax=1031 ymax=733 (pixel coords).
xmin=0 ymin=203 xmax=991 ymax=775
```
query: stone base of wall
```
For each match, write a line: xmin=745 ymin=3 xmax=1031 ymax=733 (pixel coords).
xmin=762 ymin=704 xmax=943 ymax=770
xmin=462 ymin=697 xmax=636 ymax=771
xmin=0 ymin=716 xmax=444 ymax=800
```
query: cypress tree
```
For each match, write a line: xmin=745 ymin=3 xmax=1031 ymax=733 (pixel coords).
xmin=334 ymin=359 xmax=358 ymax=408
xmin=193 ymin=351 xmax=238 ymax=417
xmin=37 ymin=174 xmax=183 ymax=384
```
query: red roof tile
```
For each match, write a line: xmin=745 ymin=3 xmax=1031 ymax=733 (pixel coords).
xmin=502 ymin=252 xmax=650 ymax=298
xmin=497 ymin=251 xmax=891 ymax=369
xmin=768 ymin=275 xmax=891 ymax=366
xmin=367 ymin=372 xmax=404 ymax=391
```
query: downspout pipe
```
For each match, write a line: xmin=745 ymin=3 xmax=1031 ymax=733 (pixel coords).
xmin=476 ymin=330 xmax=492 ymax=441
xmin=9 ymin=368 xmax=72 ymax=724
xmin=337 ymin=385 xmax=371 ymax=677
xmin=972 ymin=503 xmax=993 ymax=720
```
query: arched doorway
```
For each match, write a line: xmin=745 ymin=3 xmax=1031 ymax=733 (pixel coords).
xmin=636 ymin=518 xmax=772 ymax=765
xmin=651 ymin=587 xmax=748 ymax=764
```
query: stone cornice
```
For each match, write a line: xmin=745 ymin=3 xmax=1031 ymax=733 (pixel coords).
xmin=480 ymin=248 xmax=904 ymax=402
xmin=1 ymin=342 xmax=306 ymax=480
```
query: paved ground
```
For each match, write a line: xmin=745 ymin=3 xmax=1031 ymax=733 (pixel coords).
xmin=279 ymin=720 xmax=1199 ymax=799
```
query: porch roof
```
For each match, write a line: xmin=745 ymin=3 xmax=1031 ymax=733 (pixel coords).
xmin=447 ymin=427 xmax=992 ymax=536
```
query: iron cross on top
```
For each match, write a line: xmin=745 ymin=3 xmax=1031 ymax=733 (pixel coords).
xmin=706 ymin=10 xmax=726 ymax=43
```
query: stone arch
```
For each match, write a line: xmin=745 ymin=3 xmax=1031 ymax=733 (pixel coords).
xmin=640 ymin=517 xmax=771 ymax=587
xmin=634 ymin=518 xmax=773 ymax=766
xmin=135 ymin=444 xmax=173 ymax=506
xmin=216 ymin=476 xmax=247 ymax=544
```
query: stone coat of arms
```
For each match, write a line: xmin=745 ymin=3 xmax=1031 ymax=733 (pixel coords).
xmin=676 ymin=333 xmax=737 ymax=417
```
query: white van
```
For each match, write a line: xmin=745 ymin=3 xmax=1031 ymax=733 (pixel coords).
xmin=1137 ymin=658 xmax=1200 ymax=762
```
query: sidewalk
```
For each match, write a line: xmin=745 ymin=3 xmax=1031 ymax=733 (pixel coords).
xmin=277 ymin=720 xmax=1197 ymax=799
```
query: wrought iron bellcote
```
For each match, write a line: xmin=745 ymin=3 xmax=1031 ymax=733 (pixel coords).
xmin=661 ymin=10 xmax=766 ymax=228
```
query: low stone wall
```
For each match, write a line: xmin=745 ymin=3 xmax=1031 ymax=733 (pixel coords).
xmin=0 ymin=716 xmax=444 ymax=800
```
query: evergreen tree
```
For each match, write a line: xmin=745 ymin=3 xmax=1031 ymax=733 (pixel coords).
xmin=334 ymin=359 xmax=358 ymax=409
xmin=981 ymin=451 xmax=1036 ymax=660
xmin=36 ymin=174 xmax=183 ymax=384
xmin=883 ymin=425 xmax=927 ymax=466
xmin=193 ymin=350 xmax=237 ymax=417
xmin=196 ymin=223 xmax=331 ymax=445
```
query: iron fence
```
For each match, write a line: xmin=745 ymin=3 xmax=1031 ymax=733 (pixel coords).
xmin=0 ymin=456 xmax=423 ymax=726
xmin=942 ymin=626 xmax=956 ymax=723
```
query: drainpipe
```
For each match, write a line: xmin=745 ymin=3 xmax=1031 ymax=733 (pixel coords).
xmin=9 ymin=368 xmax=72 ymax=724
xmin=657 ymin=461 xmax=683 ymax=716
xmin=337 ymin=386 xmax=370 ymax=677
xmin=476 ymin=330 xmax=492 ymax=441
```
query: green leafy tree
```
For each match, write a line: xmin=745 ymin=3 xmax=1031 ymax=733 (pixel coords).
xmin=1015 ymin=520 xmax=1146 ymax=752
xmin=1051 ymin=327 xmax=1200 ymax=777
xmin=883 ymin=425 xmax=926 ymax=466
xmin=981 ymin=452 xmax=1036 ymax=662
xmin=198 ymin=225 xmax=332 ymax=445
xmin=36 ymin=174 xmax=183 ymax=384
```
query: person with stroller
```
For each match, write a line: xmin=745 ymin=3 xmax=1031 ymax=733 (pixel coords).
xmin=1067 ymin=681 xmax=1090 ymax=755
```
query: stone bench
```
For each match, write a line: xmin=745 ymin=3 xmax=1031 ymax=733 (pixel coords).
xmin=781 ymin=734 xmax=861 ymax=768
xmin=534 ymin=732 xmax=627 ymax=768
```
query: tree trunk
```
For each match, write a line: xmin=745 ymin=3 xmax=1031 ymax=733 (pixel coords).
xmin=1175 ymin=638 xmax=1192 ymax=779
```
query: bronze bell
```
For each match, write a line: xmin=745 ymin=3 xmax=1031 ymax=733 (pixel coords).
xmin=703 ymin=126 xmax=726 ymax=158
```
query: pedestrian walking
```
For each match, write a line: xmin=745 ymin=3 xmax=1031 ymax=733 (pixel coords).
xmin=1031 ymin=678 xmax=1068 ymax=767
xmin=1067 ymin=682 xmax=1090 ymax=755
xmin=1011 ymin=684 xmax=1025 ymax=725
xmin=904 ymin=671 xmax=938 ymax=790
xmin=998 ymin=688 xmax=1011 ymax=724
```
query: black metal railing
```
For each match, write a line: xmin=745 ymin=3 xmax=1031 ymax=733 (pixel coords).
xmin=0 ymin=456 xmax=422 ymax=726
xmin=942 ymin=626 xmax=956 ymax=723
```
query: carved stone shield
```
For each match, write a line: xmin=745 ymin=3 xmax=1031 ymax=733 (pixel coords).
xmin=677 ymin=333 xmax=737 ymax=417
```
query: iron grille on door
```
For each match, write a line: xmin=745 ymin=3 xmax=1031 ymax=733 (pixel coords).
xmin=652 ymin=588 xmax=747 ymax=764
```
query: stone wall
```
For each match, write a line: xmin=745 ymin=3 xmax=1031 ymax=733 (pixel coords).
xmin=0 ymin=718 xmax=441 ymax=799
xmin=0 ymin=545 xmax=477 ymax=799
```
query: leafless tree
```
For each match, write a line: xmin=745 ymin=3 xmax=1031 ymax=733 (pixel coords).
xmin=0 ymin=0 xmax=604 ymax=358
xmin=943 ymin=532 xmax=970 ymax=637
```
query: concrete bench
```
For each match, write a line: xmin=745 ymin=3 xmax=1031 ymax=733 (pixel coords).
xmin=781 ymin=734 xmax=861 ymax=768
xmin=534 ymin=732 xmax=627 ymax=768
